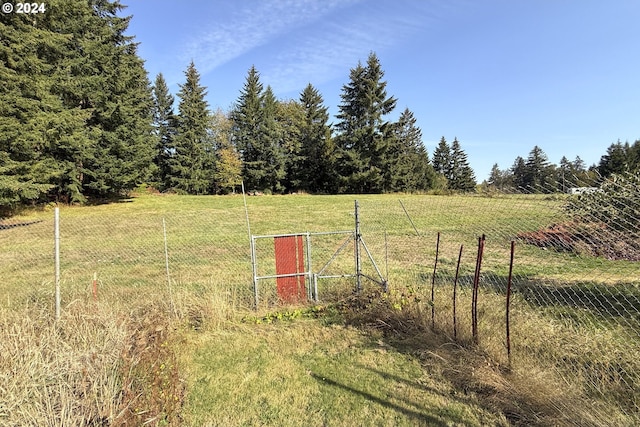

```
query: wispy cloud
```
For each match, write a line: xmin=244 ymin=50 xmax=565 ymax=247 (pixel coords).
xmin=182 ymin=0 xmax=362 ymax=75
xmin=259 ymin=1 xmax=439 ymax=94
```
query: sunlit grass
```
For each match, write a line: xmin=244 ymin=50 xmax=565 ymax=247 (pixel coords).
xmin=178 ymin=319 xmax=508 ymax=427
xmin=1 ymin=191 xmax=639 ymax=425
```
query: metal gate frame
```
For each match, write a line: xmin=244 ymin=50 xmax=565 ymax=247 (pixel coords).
xmin=250 ymin=200 xmax=388 ymax=308
xmin=251 ymin=230 xmax=355 ymax=306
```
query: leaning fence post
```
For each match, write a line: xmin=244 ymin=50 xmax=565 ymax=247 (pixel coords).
xmin=54 ymin=207 xmax=60 ymax=320
xmin=242 ymin=182 xmax=258 ymax=310
xmin=453 ymin=244 xmax=463 ymax=340
xmin=431 ymin=232 xmax=440 ymax=330
xmin=472 ymin=234 xmax=485 ymax=345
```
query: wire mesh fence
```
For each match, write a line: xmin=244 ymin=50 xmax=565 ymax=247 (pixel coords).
xmin=1 ymin=172 xmax=639 ymax=425
xmin=355 ymin=175 xmax=640 ymax=425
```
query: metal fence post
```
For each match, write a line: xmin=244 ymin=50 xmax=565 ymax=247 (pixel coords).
xmin=354 ymin=200 xmax=362 ymax=293
xmin=54 ymin=207 xmax=60 ymax=320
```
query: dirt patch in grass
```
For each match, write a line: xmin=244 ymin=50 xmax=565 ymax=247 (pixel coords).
xmin=517 ymin=222 xmax=640 ymax=261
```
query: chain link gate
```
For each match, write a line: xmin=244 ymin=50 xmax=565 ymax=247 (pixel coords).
xmin=250 ymin=201 xmax=387 ymax=308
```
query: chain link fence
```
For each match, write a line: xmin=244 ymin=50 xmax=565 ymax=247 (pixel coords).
xmin=354 ymin=174 xmax=639 ymax=426
xmin=1 ymin=173 xmax=639 ymax=425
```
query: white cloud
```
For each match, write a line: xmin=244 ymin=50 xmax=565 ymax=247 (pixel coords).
xmin=260 ymin=2 xmax=436 ymax=94
xmin=182 ymin=0 xmax=362 ymax=75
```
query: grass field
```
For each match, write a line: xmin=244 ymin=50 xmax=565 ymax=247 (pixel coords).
xmin=1 ymin=190 xmax=639 ymax=425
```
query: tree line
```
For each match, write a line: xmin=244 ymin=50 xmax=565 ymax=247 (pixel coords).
xmin=1 ymin=1 xmax=637 ymax=213
xmin=0 ymin=0 xmax=479 ymax=214
xmin=153 ymin=55 xmax=478 ymax=196
xmin=485 ymin=140 xmax=640 ymax=193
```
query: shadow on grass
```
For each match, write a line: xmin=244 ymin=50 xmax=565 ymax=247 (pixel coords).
xmin=0 ymin=220 xmax=43 ymax=230
xmin=85 ymin=195 xmax=134 ymax=206
xmin=309 ymin=371 xmax=450 ymax=426
xmin=450 ymin=270 xmax=640 ymax=326
xmin=517 ymin=280 xmax=640 ymax=321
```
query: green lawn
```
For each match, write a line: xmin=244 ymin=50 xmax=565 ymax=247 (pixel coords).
xmin=179 ymin=320 xmax=508 ymax=426
xmin=1 ymin=191 xmax=638 ymax=426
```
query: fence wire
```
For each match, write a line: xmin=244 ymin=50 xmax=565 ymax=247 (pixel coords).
xmin=1 ymin=173 xmax=639 ymax=425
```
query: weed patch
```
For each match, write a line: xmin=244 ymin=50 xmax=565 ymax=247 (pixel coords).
xmin=115 ymin=305 xmax=184 ymax=426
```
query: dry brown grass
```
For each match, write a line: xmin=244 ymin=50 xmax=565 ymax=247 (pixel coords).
xmin=0 ymin=282 xmax=240 ymax=426
xmin=336 ymin=288 xmax=638 ymax=427
xmin=0 ymin=299 xmax=127 ymax=425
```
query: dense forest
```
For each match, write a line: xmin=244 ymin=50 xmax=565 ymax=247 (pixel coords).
xmin=1 ymin=0 xmax=637 ymax=212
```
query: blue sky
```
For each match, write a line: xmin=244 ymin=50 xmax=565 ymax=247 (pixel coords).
xmin=124 ymin=0 xmax=639 ymax=181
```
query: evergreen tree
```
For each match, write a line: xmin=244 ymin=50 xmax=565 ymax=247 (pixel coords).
xmin=598 ymin=140 xmax=631 ymax=177
xmin=0 ymin=0 xmax=153 ymax=209
xmin=524 ymin=145 xmax=555 ymax=192
xmin=557 ymin=155 xmax=593 ymax=190
xmin=558 ymin=156 xmax=572 ymax=192
xmin=511 ymin=156 xmax=528 ymax=190
xmin=168 ymin=62 xmax=214 ymax=194
xmin=299 ymin=84 xmax=337 ymax=193
xmin=151 ymin=73 xmax=176 ymax=190
xmin=628 ymin=139 xmax=640 ymax=171
xmin=74 ymin=0 xmax=154 ymax=199
xmin=389 ymin=108 xmax=434 ymax=191
xmin=487 ymin=163 xmax=512 ymax=190
xmin=432 ymin=137 xmax=451 ymax=179
xmin=449 ymin=138 xmax=476 ymax=191
xmin=0 ymin=9 xmax=78 ymax=209
xmin=232 ymin=66 xmax=267 ymax=191
xmin=259 ymin=86 xmax=287 ymax=193
xmin=335 ymin=52 xmax=397 ymax=193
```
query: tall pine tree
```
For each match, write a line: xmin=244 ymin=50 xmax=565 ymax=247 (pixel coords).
xmin=232 ymin=66 xmax=265 ymax=191
xmin=335 ymin=52 xmax=397 ymax=193
xmin=259 ymin=86 xmax=287 ymax=193
xmin=1 ymin=0 xmax=153 ymax=209
xmin=487 ymin=163 xmax=511 ymax=190
xmin=151 ymin=73 xmax=176 ymax=190
xmin=449 ymin=138 xmax=476 ymax=191
xmin=75 ymin=0 xmax=154 ymax=199
xmin=598 ymin=140 xmax=631 ymax=177
xmin=524 ymin=145 xmax=555 ymax=192
xmin=299 ymin=84 xmax=336 ymax=193
xmin=432 ymin=137 xmax=451 ymax=180
xmin=511 ymin=156 xmax=528 ymax=190
xmin=276 ymin=98 xmax=305 ymax=192
xmin=389 ymin=108 xmax=434 ymax=191
xmin=167 ymin=62 xmax=214 ymax=194
xmin=0 ymin=8 xmax=77 ymax=209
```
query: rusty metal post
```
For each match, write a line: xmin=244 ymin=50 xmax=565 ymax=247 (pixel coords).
xmin=506 ymin=240 xmax=515 ymax=365
xmin=472 ymin=234 xmax=485 ymax=345
xmin=431 ymin=232 xmax=440 ymax=330
xmin=453 ymin=244 xmax=463 ymax=340
xmin=354 ymin=200 xmax=362 ymax=293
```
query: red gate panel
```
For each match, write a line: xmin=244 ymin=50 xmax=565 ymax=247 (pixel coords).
xmin=274 ymin=235 xmax=305 ymax=303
